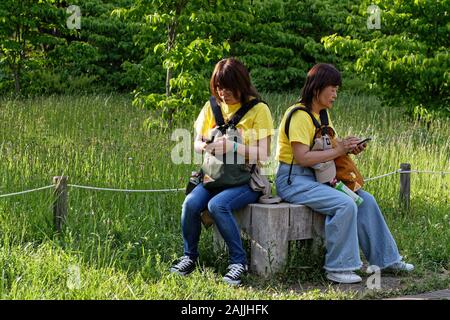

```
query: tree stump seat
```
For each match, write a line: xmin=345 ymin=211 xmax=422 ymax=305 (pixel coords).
xmin=212 ymin=202 xmax=325 ymax=276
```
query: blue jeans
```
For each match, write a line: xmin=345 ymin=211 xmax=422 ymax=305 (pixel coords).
xmin=276 ymin=162 xmax=402 ymax=272
xmin=181 ymin=183 xmax=261 ymax=265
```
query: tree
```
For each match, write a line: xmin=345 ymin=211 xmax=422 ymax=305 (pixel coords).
xmin=232 ymin=0 xmax=358 ymax=92
xmin=0 ymin=0 xmax=65 ymax=94
xmin=114 ymin=0 xmax=234 ymax=128
xmin=322 ymin=0 xmax=450 ymax=118
xmin=43 ymin=0 xmax=139 ymax=94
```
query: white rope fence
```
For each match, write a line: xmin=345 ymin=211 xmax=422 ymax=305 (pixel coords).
xmin=1 ymin=167 xmax=447 ymax=231
xmin=364 ymin=170 xmax=399 ymax=182
xmin=0 ymin=169 xmax=449 ymax=199
xmin=406 ymin=170 xmax=450 ymax=175
xmin=0 ymin=185 xmax=54 ymax=198
xmin=67 ymin=184 xmax=185 ymax=193
xmin=364 ymin=169 xmax=450 ymax=182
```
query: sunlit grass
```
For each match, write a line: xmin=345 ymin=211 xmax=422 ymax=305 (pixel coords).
xmin=0 ymin=92 xmax=448 ymax=299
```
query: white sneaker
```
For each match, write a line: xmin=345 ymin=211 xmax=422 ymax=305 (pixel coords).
xmin=385 ymin=261 xmax=415 ymax=272
xmin=326 ymin=271 xmax=362 ymax=284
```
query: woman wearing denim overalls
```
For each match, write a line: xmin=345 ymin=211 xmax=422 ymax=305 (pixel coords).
xmin=170 ymin=58 xmax=274 ymax=285
xmin=275 ymin=63 xmax=414 ymax=284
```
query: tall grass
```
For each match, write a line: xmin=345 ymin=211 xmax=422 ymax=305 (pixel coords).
xmin=0 ymin=92 xmax=448 ymax=299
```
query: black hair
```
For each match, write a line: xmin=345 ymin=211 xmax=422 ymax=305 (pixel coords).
xmin=300 ymin=63 xmax=342 ymax=109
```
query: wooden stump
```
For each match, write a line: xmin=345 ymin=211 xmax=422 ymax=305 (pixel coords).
xmin=248 ymin=203 xmax=290 ymax=276
xmin=53 ymin=176 xmax=68 ymax=233
xmin=212 ymin=203 xmax=325 ymax=277
xmin=400 ymin=163 xmax=411 ymax=210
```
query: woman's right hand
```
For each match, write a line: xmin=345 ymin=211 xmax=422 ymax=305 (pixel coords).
xmin=335 ymin=137 xmax=360 ymax=155
xmin=194 ymin=135 xmax=208 ymax=154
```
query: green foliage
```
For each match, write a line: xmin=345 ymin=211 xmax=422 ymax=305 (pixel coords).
xmin=0 ymin=0 xmax=66 ymax=94
xmin=135 ymin=37 xmax=228 ymax=128
xmin=0 ymin=0 xmax=140 ymax=95
xmin=68 ymin=0 xmax=140 ymax=91
xmin=322 ymin=0 xmax=450 ymax=118
xmin=24 ymin=41 xmax=100 ymax=95
xmin=1 ymin=0 xmax=447 ymax=122
xmin=0 ymin=0 xmax=360 ymax=122
xmin=119 ymin=0 xmax=360 ymax=127
xmin=43 ymin=0 xmax=140 ymax=93
xmin=117 ymin=0 xmax=232 ymax=128
xmin=233 ymin=0 xmax=359 ymax=91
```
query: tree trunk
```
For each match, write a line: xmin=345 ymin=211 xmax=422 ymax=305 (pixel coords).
xmin=166 ymin=22 xmax=176 ymax=97
xmin=13 ymin=67 xmax=20 ymax=94
xmin=13 ymin=24 xmax=23 ymax=95
xmin=165 ymin=0 xmax=187 ymax=97
xmin=164 ymin=0 xmax=188 ymax=127
xmin=165 ymin=65 xmax=172 ymax=97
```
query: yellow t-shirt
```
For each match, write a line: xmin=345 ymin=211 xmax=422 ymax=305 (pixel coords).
xmin=194 ymin=99 xmax=274 ymax=145
xmin=276 ymin=104 xmax=335 ymax=164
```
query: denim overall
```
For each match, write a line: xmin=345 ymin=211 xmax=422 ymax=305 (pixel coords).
xmin=276 ymin=162 xmax=403 ymax=271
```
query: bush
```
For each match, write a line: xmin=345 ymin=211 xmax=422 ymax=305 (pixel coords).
xmin=322 ymin=0 xmax=450 ymax=119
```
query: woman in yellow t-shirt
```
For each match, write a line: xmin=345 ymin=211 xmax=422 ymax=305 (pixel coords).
xmin=276 ymin=63 xmax=414 ymax=284
xmin=170 ymin=58 xmax=274 ymax=285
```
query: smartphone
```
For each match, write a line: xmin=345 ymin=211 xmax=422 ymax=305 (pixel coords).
xmin=357 ymin=137 xmax=372 ymax=146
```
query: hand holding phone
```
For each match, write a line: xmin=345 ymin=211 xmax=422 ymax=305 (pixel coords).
xmin=357 ymin=137 xmax=372 ymax=146
xmin=350 ymin=137 xmax=371 ymax=155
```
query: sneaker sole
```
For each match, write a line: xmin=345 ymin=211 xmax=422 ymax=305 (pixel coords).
xmin=326 ymin=273 xmax=362 ymax=284
xmin=223 ymin=277 xmax=241 ymax=285
xmin=170 ymin=268 xmax=195 ymax=276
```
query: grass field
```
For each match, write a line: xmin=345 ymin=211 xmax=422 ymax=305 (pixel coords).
xmin=0 ymin=92 xmax=448 ymax=299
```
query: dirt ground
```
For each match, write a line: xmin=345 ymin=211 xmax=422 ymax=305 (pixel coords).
xmin=285 ymin=266 xmax=450 ymax=299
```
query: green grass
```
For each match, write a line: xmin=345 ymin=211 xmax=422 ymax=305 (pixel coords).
xmin=0 ymin=92 xmax=448 ymax=299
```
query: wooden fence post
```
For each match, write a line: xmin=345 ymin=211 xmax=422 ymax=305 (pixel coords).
xmin=399 ymin=163 xmax=411 ymax=210
xmin=53 ymin=176 xmax=68 ymax=232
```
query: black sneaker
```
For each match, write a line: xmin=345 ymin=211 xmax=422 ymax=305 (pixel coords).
xmin=170 ymin=256 xmax=196 ymax=276
xmin=223 ymin=263 xmax=247 ymax=285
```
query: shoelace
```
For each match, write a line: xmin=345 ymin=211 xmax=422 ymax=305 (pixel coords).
xmin=225 ymin=264 xmax=245 ymax=278
xmin=175 ymin=257 xmax=193 ymax=269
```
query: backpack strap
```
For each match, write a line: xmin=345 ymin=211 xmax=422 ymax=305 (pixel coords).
xmin=210 ymin=96 xmax=261 ymax=133
xmin=228 ymin=98 xmax=260 ymax=128
xmin=284 ymin=105 xmax=329 ymax=185
xmin=210 ymin=96 xmax=225 ymax=128
xmin=319 ymin=109 xmax=329 ymax=136
xmin=284 ymin=106 xmax=321 ymax=140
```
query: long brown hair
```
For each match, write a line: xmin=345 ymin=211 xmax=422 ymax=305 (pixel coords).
xmin=299 ymin=63 xmax=342 ymax=109
xmin=210 ymin=58 xmax=260 ymax=104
